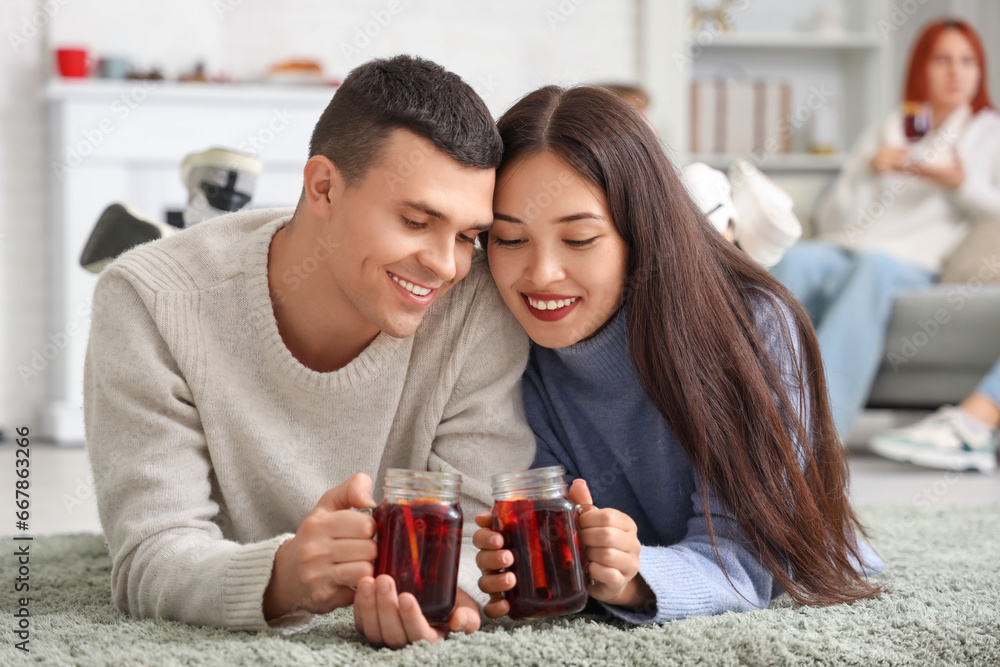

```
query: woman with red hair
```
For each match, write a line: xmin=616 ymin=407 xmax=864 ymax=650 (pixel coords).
xmin=771 ymin=18 xmax=1000 ymax=446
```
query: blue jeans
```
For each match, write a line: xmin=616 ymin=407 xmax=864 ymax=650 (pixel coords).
xmin=770 ymin=241 xmax=936 ymax=437
xmin=976 ymin=357 xmax=1000 ymax=406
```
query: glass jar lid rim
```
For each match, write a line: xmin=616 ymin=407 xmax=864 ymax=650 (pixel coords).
xmin=491 ymin=465 xmax=566 ymax=492
xmin=386 ymin=467 xmax=462 ymax=481
xmin=491 ymin=465 xmax=564 ymax=483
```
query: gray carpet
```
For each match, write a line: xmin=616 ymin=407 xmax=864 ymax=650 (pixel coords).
xmin=2 ymin=504 xmax=998 ymax=666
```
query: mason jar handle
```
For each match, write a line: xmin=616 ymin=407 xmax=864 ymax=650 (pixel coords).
xmin=354 ymin=507 xmax=375 ymax=542
xmin=573 ymin=503 xmax=596 ymax=587
xmin=346 ymin=507 xmax=377 ymax=590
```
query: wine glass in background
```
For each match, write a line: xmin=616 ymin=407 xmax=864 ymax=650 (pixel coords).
xmin=902 ymin=101 xmax=933 ymax=142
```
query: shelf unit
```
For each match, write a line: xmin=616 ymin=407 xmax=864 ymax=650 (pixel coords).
xmin=640 ymin=0 xmax=891 ymax=175
xmin=689 ymin=152 xmax=845 ymax=172
xmin=695 ymin=32 xmax=880 ymax=49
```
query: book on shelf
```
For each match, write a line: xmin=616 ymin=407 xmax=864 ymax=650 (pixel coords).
xmin=690 ymin=78 xmax=791 ymax=155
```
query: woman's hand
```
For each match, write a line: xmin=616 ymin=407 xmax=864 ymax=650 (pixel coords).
xmin=568 ymin=479 xmax=653 ymax=608
xmin=870 ymin=146 xmax=909 ymax=174
xmin=473 ymin=479 xmax=655 ymax=615
xmin=353 ymin=576 xmax=480 ymax=649
xmin=472 ymin=512 xmax=515 ymax=619
xmin=906 ymin=150 xmax=965 ymax=189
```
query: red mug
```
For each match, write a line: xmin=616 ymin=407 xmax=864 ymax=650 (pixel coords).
xmin=56 ymin=48 xmax=91 ymax=78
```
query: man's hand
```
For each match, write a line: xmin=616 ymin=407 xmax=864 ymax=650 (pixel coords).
xmin=353 ymin=575 xmax=481 ymax=648
xmin=472 ymin=512 xmax=515 ymax=619
xmin=263 ymin=473 xmax=378 ymax=620
xmin=870 ymin=146 xmax=909 ymax=174
xmin=568 ymin=479 xmax=653 ymax=608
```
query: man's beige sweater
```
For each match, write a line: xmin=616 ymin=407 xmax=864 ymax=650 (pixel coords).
xmin=83 ymin=207 xmax=535 ymax=632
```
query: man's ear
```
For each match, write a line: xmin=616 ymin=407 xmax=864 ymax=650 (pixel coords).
xmin=302 ymin=155 xmax=345 ymax=220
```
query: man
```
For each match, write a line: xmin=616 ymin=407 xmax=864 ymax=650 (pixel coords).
xmin=83 ymin=55 xmax=535 ymax=648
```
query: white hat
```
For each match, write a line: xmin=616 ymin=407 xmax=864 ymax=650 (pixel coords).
xmin=727 ymin=159 xmax=802 ymax=268
xmin=680 ymin=162 xmax=737 ymax=236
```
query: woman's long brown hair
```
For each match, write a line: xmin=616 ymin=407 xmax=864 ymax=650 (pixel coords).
xmin=496 ymin=86 xmax=881 ymax=606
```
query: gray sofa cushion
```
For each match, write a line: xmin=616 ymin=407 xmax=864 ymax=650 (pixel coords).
xmin=869 ymin=285 xmax=1000 ymax=407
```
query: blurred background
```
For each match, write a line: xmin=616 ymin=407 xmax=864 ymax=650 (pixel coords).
xmin=0 ymin=0 xmax=998 ymax=447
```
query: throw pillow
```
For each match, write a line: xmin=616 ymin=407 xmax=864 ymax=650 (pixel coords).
xmin=939 ymin=220 xmax=1000 ymax=284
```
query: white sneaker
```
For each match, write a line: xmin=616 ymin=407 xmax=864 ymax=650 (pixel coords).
xmin=79 ymin=203 xmax=177 ymax=273
xmin=869 ymin=406 xmax=998 ymax=473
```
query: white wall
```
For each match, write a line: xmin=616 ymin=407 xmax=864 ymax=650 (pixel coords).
xmin=46 ymin=0 xmax=638 ymax=117
xmin=0 ymin=0 xmax=638 ymax=440
xmin=0 ymin=0 xmax=49 ymax=442
xmin=2 ymin=0 xmax=998 ymax=441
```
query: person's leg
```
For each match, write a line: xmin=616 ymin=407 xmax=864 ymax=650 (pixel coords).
xmin=869 ymin=404 xmax=997 ymax=472
xmin=869 ymin=355 xmax=999 ymax=473
xmin=813 ymin=251 xmax=936 ymax=438
xmin=769 ymin=241 xmax=854 ymax=323
xmin=964 ymin=356 xmax=1000 ymax=427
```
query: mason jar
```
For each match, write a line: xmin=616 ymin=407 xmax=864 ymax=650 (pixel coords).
xmin=490 ymin=465 xmax=588 ymax=619
xmin=373 ymin=468 xmax=463 ymax=625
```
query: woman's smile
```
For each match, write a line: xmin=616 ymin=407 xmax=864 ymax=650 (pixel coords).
xmin=489 ymin=151 xmax=628 ymax=349
xmin=522 ymin=293 xmax=582 ymax=321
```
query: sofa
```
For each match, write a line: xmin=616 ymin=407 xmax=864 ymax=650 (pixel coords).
xmin=867 ymin=222 xmax=1000 ymax=410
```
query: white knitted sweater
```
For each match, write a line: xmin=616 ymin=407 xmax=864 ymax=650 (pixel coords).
xmin=83 ymin=207 xmax=535 ymax=632
xmin=815 ymin=104 xmax=1000 ymax=273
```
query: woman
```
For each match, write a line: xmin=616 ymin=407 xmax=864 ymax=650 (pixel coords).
xmin=472 ymin=85 xmax=883 ymax=624
xmin=771 ymin=19 xmax=1000 ymax=439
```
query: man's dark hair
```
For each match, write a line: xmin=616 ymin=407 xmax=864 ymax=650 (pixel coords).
xmin=308 ymin=55 xmax=502 ymax=184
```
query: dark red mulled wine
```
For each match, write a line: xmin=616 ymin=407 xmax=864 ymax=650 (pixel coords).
xmin=374 ymin=499 xmax=463 ymax=625
xmin=492 ymin=495 xmax=587 ymax=619
xmin=373 ymin=468 xmax=463 ymax=626
xmin=903 ymin=101 xmax=932 ymax=142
